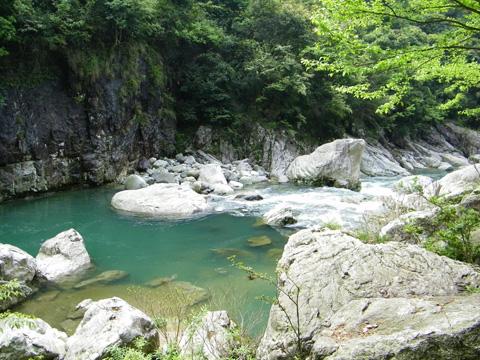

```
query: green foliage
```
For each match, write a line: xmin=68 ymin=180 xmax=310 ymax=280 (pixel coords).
xmin=105 ymin=337 xmax=158 ymax=360
xmin=425 ymin=197 xmax=480 ymax=263
xmin=0 ymin=279 xmax=22 ymax=302
xmin=310 ymin=0 xmax=480 ymax=122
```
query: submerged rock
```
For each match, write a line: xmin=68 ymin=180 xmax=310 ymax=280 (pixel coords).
xmin=179 ymin=311 xmax=237 ymax=360
xmin=172 ymin=281 xmax=211 ymax=305
xmin=234 ymin=193 xmax=264 ymax=201
xmin=111 ymin=183 xmax=210 ymax=219
xmin=0 ymin=313 xmax=68 ymax=360
xmin=36 ymin=229 xmax=92 ymax=283
xmin=124 ymin=174 xmax=147 ymax=190
xmin=257 ymin=229 xmax=480 ymax=360
xmin=145 ymin=274 xmax=177 ymax=288
xmin=211 ymin=248 xmax=252 ymax=259
xmin=263 ymin=205 xmax=298 ymax=227
xmin=286 ymin=139 xmax=365 ymax=190
xmin=74 ymin=270 xmax=128 ymax=289
xmin=65 ymin=297 xmax=158 ymax=360
xmin=247 ymin=235 xmax=273 ymax=247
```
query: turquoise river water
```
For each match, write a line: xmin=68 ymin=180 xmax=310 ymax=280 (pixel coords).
xmin=0 ymin=186 xmax=285 ymax=336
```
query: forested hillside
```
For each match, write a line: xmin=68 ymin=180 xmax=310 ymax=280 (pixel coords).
xmin=1 ymin=0 xmax=478 ymax=143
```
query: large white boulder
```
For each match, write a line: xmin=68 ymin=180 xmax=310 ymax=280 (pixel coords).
xmin=111 ymin=184 xmax=210 ymax=219
xmin=257 ymin=229 xmax=480 ymax=360
xmin=286 ymin=139 xmax=366 ymax=190
xmin=198 ymin=164 xmax=228 ymax=185
xmin=436 ymin=165 xmax=480 ymax=197
xmin=179 ymin=311 xmax=237 ymax=360
xmin=0 ymin=244 xmax=37 ymax=283
xmin=36 ymin=229 xmax=92 ymax=283
xmin=0 ymin=313 xmax=68 ymax=360
xmin=65 ymin=297 xmax=158 ymax=360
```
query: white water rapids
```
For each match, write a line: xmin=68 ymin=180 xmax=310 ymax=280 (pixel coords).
xmin=211 ymin=170 xmax=446 ymax=230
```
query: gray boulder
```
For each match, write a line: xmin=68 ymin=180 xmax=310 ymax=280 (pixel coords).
xmin=179 ymin=311 xmax=237 ymax=360
xmin=111 ymin=184 xmax=210 ymax=219
xmin=65 ymin=297 xmax=158 ymax=360
xmin=198 ymin=164 xmax=228 ymax=185
xmin=310 ymin=295 xmax=480 ymax=360
xmin=460 ymin=192 xmax=480 ymax=211
xmin=74 ymin=270 xmax=128 ymax=289
xmin=257 ymin=229 xmax=480 ymax=360
xmin=379 ymin=209 xmax=437 ymax=243
xmin=124 ymin=174 xmax=147 ymax=190
xmin=151 ymin=169 xmax=177 ymax=184
xmin=286 ymin=139 xmax=365 ymax=190
xmin=437 ymin=165 xmax=480 ymax=197
xmin=361 ymin=142 xmax=410 ymax=176
xmin=36 ymin=229 xmax=92 ymax=283
xmin=0 ymin=244 xmax=37 ymax=283
xmin=0 ymin=313 xmax=68 ymax=360
xmin=263 ymin=205 xmax=298 ymax=227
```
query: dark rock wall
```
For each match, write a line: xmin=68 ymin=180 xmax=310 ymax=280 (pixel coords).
xmin=0 ymin=68 xmax=176 ymax=201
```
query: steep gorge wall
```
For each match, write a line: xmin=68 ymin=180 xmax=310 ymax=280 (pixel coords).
xmin=0 ymin=61 xmax=176 ymax=201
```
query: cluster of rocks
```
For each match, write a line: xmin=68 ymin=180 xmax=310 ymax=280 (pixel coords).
xmin=0 ymin=296 xmax=238 ymax=360
xmin=1 ymin=230 xmax=238 ymax=360
xmin=0 ymin=229 xmax=92 ymax=310
xmin=361 ymin=123 xmax=480 ymax=177
xmin=134 ymin=151 xmax=269 ymax=194
xmin=380 ymin=165 xmax=480 ymax=243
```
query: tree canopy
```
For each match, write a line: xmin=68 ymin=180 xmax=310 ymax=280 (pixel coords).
xmin=309 ymin=0 xmax=480 ymax=119
xmin=0 ymin=0 xmax=479 ymax=141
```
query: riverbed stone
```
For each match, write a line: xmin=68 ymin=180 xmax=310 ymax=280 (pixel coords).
xmin=212 ymin=183 xmax=234 ymax=195
xmin=247 ymin=235 xmax=273 ymax=247
xmin=124 ymin=174 xmax=147 ymax=190
xmin=36 ymin=229 xmax=92 ymax=283
xmin=0 ymin=313 xmax=68 ymax=360
xmin=263 ymin=205 xmax=298 ymax=227
xmin=74 ymin=270 xmax=128 ymax=289
xmin=111 ymin=183 xmax=210 ymax=219
xmin=257 ymin=229 xmax=480 ymax=360
xmin=65 ymin=297 xmax=158 ymax=360
xmin=234 ymin=193 xmax=264 ymax=201
xmin=198 ymin=164 xmax=228 ymax=185
xmin=179 ymin=311 xmax=237 ymax=360
xmin=151 ymin=169 xmax=177 ymax=184
xmin=145 ymin=275 xmax=177 ymax=288
xmin=286 ymin=139 xmax=365 ymax=190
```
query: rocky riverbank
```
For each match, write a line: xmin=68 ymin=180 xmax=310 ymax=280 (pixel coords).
xmin=2 ymin=125 xmax=480 ymax=359
xmin=2 ymin=120 xmax=480 ymax=202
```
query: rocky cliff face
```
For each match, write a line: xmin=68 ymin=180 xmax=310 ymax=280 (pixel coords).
xmin=0 ymin=66 xmax=176 ymax=201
